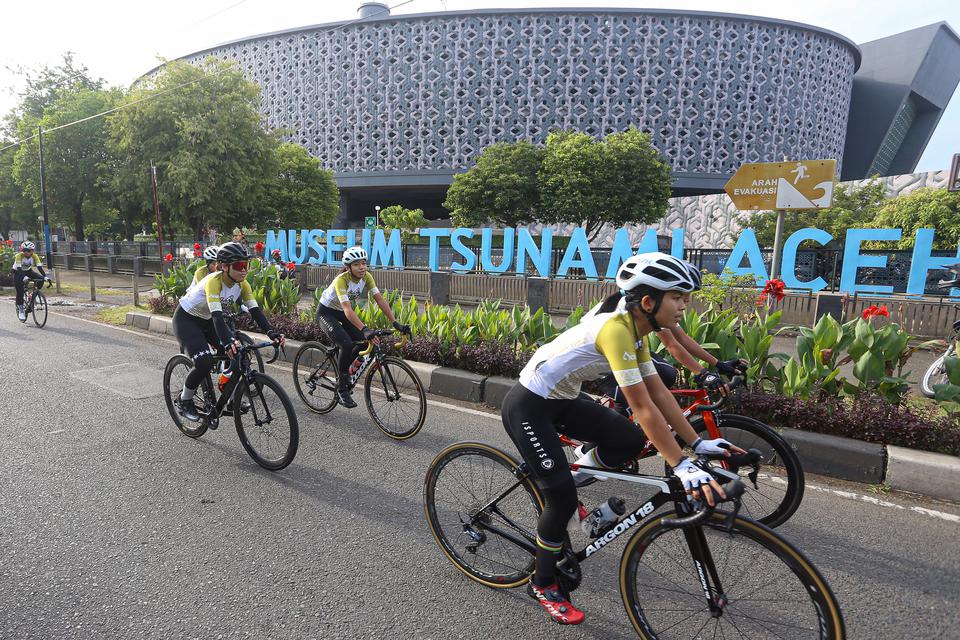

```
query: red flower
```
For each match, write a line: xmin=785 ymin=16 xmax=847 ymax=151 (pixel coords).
xmin=164 ymin=253 xmax=173 ymax=262
xmin=761 ymin=278 xmax=786 ymax=302
xmin=863 ymin=304 xmax=891 ymax=320
xmin=193 ymin=242 xmax=201 ymax=250
xmin=4 ymin=239 xmax=13 ymax=246
xmin=254 ymin=241 xmax=265 ymax=254
xmin=271 ymin=248 xmax=281 ymax=259
xmin=193 ymin=249 xmax=202 ymax=258
xmin=286 ymin=262 xmax=296 ymax=271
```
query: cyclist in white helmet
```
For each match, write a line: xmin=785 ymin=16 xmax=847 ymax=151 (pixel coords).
xmin=500 ymin=251 xmax=743 ymax=626
xmin=315 ymin=246 xmax=411 ymax=408
xmin=11 ymin=241 xmax=51 ymax=321
xmin=593 ymin=256 xmax=748 ymax=414
xmin=192 ymin=245 xmax=220 ymax=285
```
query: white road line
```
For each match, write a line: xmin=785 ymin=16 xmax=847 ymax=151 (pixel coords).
xmin=13 ymin=301 xmax=960 ymax=521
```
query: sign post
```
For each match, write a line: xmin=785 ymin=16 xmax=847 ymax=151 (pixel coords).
xmin=949 ymin=154 xmax=960 ymax=192
xmin=364 ymin=216 xmax=377 ymax=229
xmin=724 ymin=159 xmax=837 ymax=279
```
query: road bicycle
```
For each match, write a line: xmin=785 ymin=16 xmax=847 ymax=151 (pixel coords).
xmin=921 ymin=264 xmax=960 ymax=397
xmin=17 ymin=276 xmax=50 ymax=328
xmin=292 ymin=329 xmax=427 ymax=440
xmin=178 ymin=310 xmax=265 ymax=373
xmin=424 ymin=442 xmax=845 ymax=639
xmin=163 ymin=339 xmax=299 ymax=471
xmin=566 ymin=375 xmax=804 ymax=528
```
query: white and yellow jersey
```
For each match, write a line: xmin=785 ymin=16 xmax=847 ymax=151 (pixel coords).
xmin=519 ymin=309 xmax=657 ymax=400
xmin=318 ymin=271 xmax=380 ymax=310
xmin=179 ymin=271 xmax=258 ymax=320
xmin=13 ymin=251 xmax=43 ymax=271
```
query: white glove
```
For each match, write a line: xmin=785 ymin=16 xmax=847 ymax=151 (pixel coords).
xmin=672 ymin=458 xmax=713 ymax=492
xmin=693 ymin=437 xmax=732 ymax=456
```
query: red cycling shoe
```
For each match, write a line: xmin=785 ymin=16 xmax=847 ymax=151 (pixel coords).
xmin=527 ymin=581 xmax=585 ymax=625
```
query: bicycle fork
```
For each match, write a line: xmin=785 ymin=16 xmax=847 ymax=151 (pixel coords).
xmin=683 ymin=525 xmax=729 ymax=617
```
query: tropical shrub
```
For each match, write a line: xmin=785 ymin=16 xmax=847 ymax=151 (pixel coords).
xmin=245 ymin=257 xmax=301 ymax=316
xmin=154 ymin=258 xmax=201 ymax=299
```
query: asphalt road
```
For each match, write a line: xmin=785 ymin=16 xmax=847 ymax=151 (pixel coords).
xmin=1 ymin=301 xmax=958 ymax=640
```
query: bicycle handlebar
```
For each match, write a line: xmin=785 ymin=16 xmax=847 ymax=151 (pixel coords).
xmin=661 ymin=478 xmax=747 ymax=528
xmin=357 ymin=329 xmax=410 ymax=356
xmin=695 ymin=375 xmax=745 ymax=412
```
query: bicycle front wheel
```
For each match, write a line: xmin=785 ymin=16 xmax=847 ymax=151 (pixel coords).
xmin=32 ymin=291 xmax=47 ymax=327
xmin=293 ymin=341 xmax=339 ymax=414
xmin=921 ymin=346 xmax=953 ymax=398
xmin=620 ymin=511 xmax=845 ymax=639
xmin=233 ymin=372 xmax=299 ymax=471
xmin=364 ymin=356 xmax=427 ymax=440
xmin=690 ymin=413 xmax=804 ymax=528
xmin=424 ymin=442 xmax=543 ymax=588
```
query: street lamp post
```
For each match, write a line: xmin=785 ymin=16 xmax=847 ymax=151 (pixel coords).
xmin=374 ymin=205 xmax=381 ymax=227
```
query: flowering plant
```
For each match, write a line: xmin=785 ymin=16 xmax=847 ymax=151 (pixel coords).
xmin=861 ymin=304 xmax=890 ymax=320
xmin=164 ymin=253 xmax=173 ymax=263
xmin=254 ymin=241 xmax=265 ymax=255
xmin=756 ymin=278 xmax=786 ymax=306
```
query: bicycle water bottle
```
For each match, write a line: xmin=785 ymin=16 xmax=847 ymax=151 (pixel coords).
xmin=218 ymin=369 xmax=233 ymax=391
xmin=349 ymin=357 xmax=362 ymax=375
xmin=581 ymin=497 xmax=627 ymax=538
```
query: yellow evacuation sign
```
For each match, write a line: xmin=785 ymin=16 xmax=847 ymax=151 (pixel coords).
xmin=723 ymin=159 xmax=837 ymax=210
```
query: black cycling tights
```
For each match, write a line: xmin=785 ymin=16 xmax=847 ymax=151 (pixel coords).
xmin=13 ymin=269 xmax=44 ymax=306
xmin=172 ymin=306 xmax=222 ymax=390
xmin=315 ymin=305 xmax=364 ymax=385
xmin=501 ymin=383 xmax=647 ymax=585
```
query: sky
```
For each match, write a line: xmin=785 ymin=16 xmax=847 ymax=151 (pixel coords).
xmin=1 ymin=0 xmax=958 ymax=172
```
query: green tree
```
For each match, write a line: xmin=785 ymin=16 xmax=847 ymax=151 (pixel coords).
xmin=869 ymin=187 xmax=960 ymax=249
xmin=107 ymin=58 xmax=279 ymax=239
xmin=379 ymin=205 xmax=429 ymax=242
xmin=740 ymin=177 xmax=888 ymax=248
xmin=2 ymin=52 xmax=102 ymax=136
xmin=256 ymin=142 xmax=339 ymax=229
xmin=539 ymin=127 xmax=672 ymax=241
xmin=12 ymin=86 xmax=121 ymax=240
xmin=443 ymin=141 xmax=543 ymax=227
xmin=0 ymin=147 xmax=38 ymax=239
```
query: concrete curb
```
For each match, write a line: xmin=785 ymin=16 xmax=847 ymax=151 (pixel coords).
xmin=886 ymin=445 xmax=960 ymax=502
xmin=124 ymin=310 xmax=959 ymax=499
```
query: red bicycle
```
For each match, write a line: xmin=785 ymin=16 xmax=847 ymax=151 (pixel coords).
xmin=562 ymin=376 xmax=804 ymax=528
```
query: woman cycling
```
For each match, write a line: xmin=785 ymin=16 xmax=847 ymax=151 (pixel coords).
xmin=173 ymin=242 xmax=285 ymax=422
xmin=192 ymin=245 xmax=219 ymax=285
xmin=500 ymin=252 xmax=743 ymax=625
xmin=595 ymin=258 xmax=747 ymax=414
xmin=315 ymin=246 xmax=410 ymax=409
xmin=11 ymin=241 xmax=51 ymax=321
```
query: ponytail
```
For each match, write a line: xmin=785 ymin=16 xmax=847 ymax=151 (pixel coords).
xmin=597 ymin=291 xmax=624 ymax=314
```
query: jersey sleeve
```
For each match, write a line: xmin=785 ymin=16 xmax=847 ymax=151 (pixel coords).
xmin=364 ymin=272 xmax=380 ymax=296
xmin=637 ymin=336 xmax=657 ymax=378
xmin=192 ymin=266 xmax=206 ymax=285
xmin=204 ymin=275 xmax=225 ymax=313
xmin=12 ymin=252 xmax=23 ymax=269
xmin=595 ymin=320 xmax=645 ymax=388
xmin=239 ymin=280 xmax=258 ymax=308
xmin=333 ymin=274 xmax=351 ymax=303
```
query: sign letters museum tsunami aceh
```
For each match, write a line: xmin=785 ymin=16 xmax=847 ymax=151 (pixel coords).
xmin=265 ymin=225 xmax=960 ymax=297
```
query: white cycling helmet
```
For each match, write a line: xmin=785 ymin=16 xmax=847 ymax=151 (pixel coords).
xmin=681 ymin=259 xmax=703 ymax=291
xmin=203 ymin=245 xmax=219 ymax=261
xmin=20 ymin=241 xmax=36 ymax=251
xmin=342 ymin=246 xmax=368 ymax=265
xmin=616 ymin=252 xmax=696 ymax=294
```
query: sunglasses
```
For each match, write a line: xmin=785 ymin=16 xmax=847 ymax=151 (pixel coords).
xmin=230 ymin=261 xmax=249 ymax=271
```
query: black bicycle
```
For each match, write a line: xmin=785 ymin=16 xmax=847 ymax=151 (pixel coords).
xmin=921 ymin=264 xmax=960 ymax=397
xmin=292 ymin=329 xmax=427 ymax=440
xmin=424 ymin=442 xmax=845 ymax=639
xmin=17 ymin=276 xmax=50 ymax=327
xmin=163 ymin=340 xmax=299 ymax=471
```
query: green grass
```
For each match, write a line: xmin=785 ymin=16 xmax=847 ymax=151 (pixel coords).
xmin=94 ymin=304 xmax=146 ymax=325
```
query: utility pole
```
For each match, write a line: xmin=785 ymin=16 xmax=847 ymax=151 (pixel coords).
xmin=150 ymin=162 xmax=165 ymax=273
xmin=37 ymin=126 xmax=53 ymax=270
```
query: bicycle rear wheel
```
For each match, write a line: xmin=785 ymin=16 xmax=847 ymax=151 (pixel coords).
xmin=364 ymin=356 xmax=427 ymax=440
xmin=424 ymin=442 xmax=543 ymax=588
xmin=620 ymin=511 xmax=845 ymax=639
xmin=162 ymin=354 xmax=209 ymax=438
xmin=32 ymin=291 xmax=47 ymax=327
xmin=293 ymin=341 xmax=339 ymax=414
xmin=921 ymin=345 xmax=954 ymax=398
xmin=233 ymin=371 xmax=299 ymax=471
xmin=690 ymin=413 xmax=804 ymax=528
